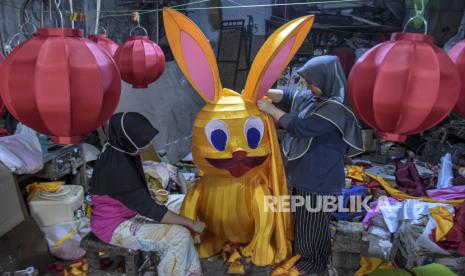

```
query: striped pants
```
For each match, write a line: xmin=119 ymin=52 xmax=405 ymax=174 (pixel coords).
xmin=293 ymin=188 xmax=332 ymax=274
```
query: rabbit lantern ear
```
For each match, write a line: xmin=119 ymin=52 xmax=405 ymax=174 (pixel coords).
xmin=242 ymin=16 xmax=314 ymax=103
xmin=163 ymin=8 xmax=222 ymax=103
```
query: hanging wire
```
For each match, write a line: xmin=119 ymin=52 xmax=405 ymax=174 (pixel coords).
xmin=54 ymin=0 xmax=64 ymax=28
xmin=97 ymin=25 xmax=107 ymax=35
xmin=1 ymin=0 xmax=366 ymax=19
xmin=68 ymin=0 xmax=74 ymax=28
xmin=40 ymin=0 xmax=44 ymax=27
xmin=94 ymin=0 xmax=101 ymax=34
xmin=403 ymin=0 xmax=428 ymax=34
xmin=20 ymin=10 xmax=37 ymax=36
xmin=129 ymin=11 xmax=148 ymax=36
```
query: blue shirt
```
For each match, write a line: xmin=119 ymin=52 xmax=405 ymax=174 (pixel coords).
xmin=276 ymin=90 xmax=347 ymax=194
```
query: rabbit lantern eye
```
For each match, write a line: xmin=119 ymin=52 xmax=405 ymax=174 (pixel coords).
xmin=205 ymin=119 xmax=229 ymax=151
xmin=244 ymin=116 xmax=264 ymax=149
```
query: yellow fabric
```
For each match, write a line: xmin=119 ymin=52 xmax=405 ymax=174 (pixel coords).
xmin=429 ymin=206 xmax=455 ymax=242
xmin=271 ymin=255 xmax=301 ymax=276
xmin=225 ymin=246 xmax=246 ymax=274
xmin=26 ymin=181 xmax=64 ymax=201
xmin=164 ymin=7 xmax=314 ymax=267
xmin=355 ymin=256 xmax=393 ymax=276
xmin=180 ymin=95 xmax=293 ymax=266
xmin=64 ymin=259 xmax=88 ymax=276
xmin=366 ymin=173 xmax=464 ymax=207
xmin=348 ymin=165 xmax=367 ymax=182
xmin=227 ymin=262 xmax=245 ymax=274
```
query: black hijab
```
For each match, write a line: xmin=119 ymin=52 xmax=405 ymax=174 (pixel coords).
xmin=283 ymin=56 xmax=364 ymax=160
xmin=90 ymin=112 xmax=159 ymax=195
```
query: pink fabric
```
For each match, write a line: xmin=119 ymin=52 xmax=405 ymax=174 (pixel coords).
xmin=257 ymin=36 xmax=296 ymax=100
xmin=427 ymin=185 xmax=465 ymax=201
xmin=362 ymin=197 xmax=399 ymax=229
xmin=90 ymin=195 xmax=136 ymax=243
xmin=180 ymin=31 xmax=215 ymax=101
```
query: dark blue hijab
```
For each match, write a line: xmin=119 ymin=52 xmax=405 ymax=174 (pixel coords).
xmin=283 ymin=56 xmax=363 ymax=160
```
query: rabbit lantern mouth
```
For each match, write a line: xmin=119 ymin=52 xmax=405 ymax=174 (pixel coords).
xmin=206 ymin=154 xmax=269 ymax=177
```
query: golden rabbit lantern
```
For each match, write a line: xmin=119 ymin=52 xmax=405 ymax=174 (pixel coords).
xmin=163 ymin=8 xmax=314 ymax=266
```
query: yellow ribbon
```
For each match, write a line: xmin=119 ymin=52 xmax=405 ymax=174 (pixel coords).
xmin=271 ymin=255 xmax=301 ymax=276
xmin=367 ymin=173 xmax=464 ymax=206
xmin=347 ymin=165 xmax=367 ymax=182
xmin=52 ymin=229 xmax=77 ymax=247
xmin=26 ymin=181 xmax=64 ymax=201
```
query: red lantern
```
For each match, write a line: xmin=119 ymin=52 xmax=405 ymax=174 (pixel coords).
xmin=114 ymin=35 xmax=165 ymax=88
xmin=448 ymin=40 xmax=465 ymax=117
xmin=0 ymin=28 xmax=121 ymax=144
xmin=89 ymin=34 xmax=119 ymax=57
xmin=348 ymin=32 xmax=461 ymax=142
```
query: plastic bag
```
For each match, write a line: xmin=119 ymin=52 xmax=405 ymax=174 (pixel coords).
xmin=416 ymin=216 xmax=451 ymax=255
xmin=41 ymin=218 xmax=90 ymax=260
xmin=0 ymin=124 xmax=43 ymax=174
xmin=437 ymin=153 xmax=453 ymax=189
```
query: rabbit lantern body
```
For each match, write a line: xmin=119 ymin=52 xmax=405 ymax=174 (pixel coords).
xmin=163 ymin=8 xmax=314 ymax=266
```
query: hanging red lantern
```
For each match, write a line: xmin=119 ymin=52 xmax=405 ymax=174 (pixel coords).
xmin=114 ymin=25 xmax=165 ymax=88
xmin=0 ymin=28 xmax=121 ymax=144
xmin=448 ymin=40 xmax=465 ymax=117
xmin=89 ymin=34 xmax=119 ymax=57
xmin=348 ymin=32 xmax=461 ymax=142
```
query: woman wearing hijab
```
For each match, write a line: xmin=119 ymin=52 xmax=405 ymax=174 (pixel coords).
xmin=258 ymin=56 xmax=363 ymax=275
xmin=90 ymin=112 xmax=205 ymax=276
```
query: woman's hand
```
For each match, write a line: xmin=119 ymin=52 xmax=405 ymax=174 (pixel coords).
xmin=266 ymin=89 xmax=284 ymax=103
xmin=160 ymin=211 xmax=206 ymax=234
xmin=258 ymin=99 xmax=286 ymax=121
xmin=257 ymin=99 xmax=276 ymax=114
xmin=189 ymin=220 xmax=207 ymax=234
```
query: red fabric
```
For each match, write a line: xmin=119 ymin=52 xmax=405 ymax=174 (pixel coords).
xmin=448 ymin=39 xmax=465 ymax=117
xmin=436 ymin=201 xmax=465 ymax=256
xmin=89 ymin=34 xmax=119 ymax=57
xmin=0 ymin=128 xmax=9 ymax=137
xmin=367 ymin=180 xmax=381 ymax=189
xmin=348 ymin=32 xmax=461 ymax=142
xmin=394 ymin=159 xmax=426 ymax=197
xmin=114 ymin=36 xmax=165 ymax=88
xmin=0 ymin=28 xmax=121 ymax=144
